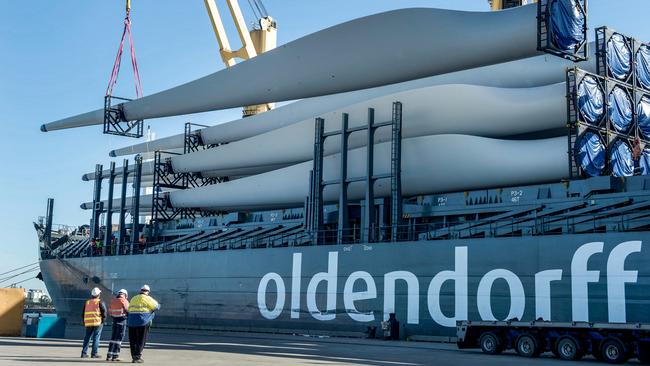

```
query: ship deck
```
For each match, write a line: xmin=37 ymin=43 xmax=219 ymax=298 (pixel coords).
xmin=39 ymin=176 xmax=650 ymax=260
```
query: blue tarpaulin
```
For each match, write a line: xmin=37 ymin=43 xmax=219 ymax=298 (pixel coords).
xmin=610 ymin=140 xmax=634 ymax=177
xmin=637 ymin=45 xmax=650 ymax=90
xmin=577 ymin=132 xmax=605 ymax=176
xmin=609 ymin=86 xmax=633 ymax=133
xmin=578 ymin=75 xmax=604 ymax=125
xmin=639 ymin=95 xmax=650 ymax=139
xmin=550 ymin=0 xmax=585 ymax=52
xmin=607 ymin=33 xmax=632 ymax=80
xmin=640 ymin=148 xmax=650 ymax=175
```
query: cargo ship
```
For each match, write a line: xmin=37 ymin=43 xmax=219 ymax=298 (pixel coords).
xmin=35 ymin=0 xmax=650 ymax=338
xmin=37 ymin=176 xmax=650 ymax=337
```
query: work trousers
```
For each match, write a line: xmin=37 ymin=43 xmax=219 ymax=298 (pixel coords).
xmin=128 ymin=325 xmax=150 ymax=360
xmin=81 ymin=324 xmax=103 ymax=356
xmin=107 ymin=321 xmax=126 ymax=359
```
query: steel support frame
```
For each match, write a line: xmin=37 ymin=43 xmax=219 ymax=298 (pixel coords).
xmin=595 ymin=26 xmax=636 ymax=86
xmin=130 ymin=155 xmax=143 ymax=254
xmin=364 ymin=109 xmax=376 ymax=242
xmin=103 ymin=162 xmax=116 ymax=256
xmin=635 ymin=40 xmax=650 ymax=92
xmin=566 ymin=67 xmax=640 ymax=178
xmin=151 ymin=151 xmax=188 ymax=220
xmin=537 ymin=0 xmax=588 ymax=62
xmin=184 ymin=122 xmax=218 ymax=154
xmin=44 ymin=198 xmax=54 ymax=249
xmin=184 ymin=122 xmax=228 ymax=186
xmin=90 ymin=164 xmax=103 ymax=240
xmin=338 ymin=114 xmax=349 ymax=243
xmin=390 ymin=102 xmax=403 ymax=241
xmin=307 ymin=118 xmax=325 ymax=242
xmin=150 ymin=151 xmax=198 ymax=240
xmin=566 ymin=68 xmax=583 ymax=179
xmin=103 ymin=95 xmax=144 ymax=138
xmin=307 ymin=102 xmax=403 ymax=244
xmin=117 ymin=159 xmax=129 ymax=255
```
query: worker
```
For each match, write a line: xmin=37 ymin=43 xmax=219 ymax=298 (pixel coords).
xmin=89 ymin=238 xmax=97 ymax=256
xmin=96 ymin=238 xmax=104 ymax=256
xmin=110 ymin=235 xmax=117 ymax=255
xmin=81 ymin=287 xmax=107 ymax=359
xmin=138 ymin=235 xmax=146 ymax=253
xmin=127 ymin=284 xmax=160 ymax=363
xmin=106 ymin=289 xmax=130 ymax=362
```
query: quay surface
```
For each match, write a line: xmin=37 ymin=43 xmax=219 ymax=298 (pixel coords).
xmin=0 ymin=328 xmax=612 ymax=365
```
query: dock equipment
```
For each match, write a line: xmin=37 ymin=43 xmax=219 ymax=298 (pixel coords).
xmin=457 ymin=320 xmax=650 ymax=364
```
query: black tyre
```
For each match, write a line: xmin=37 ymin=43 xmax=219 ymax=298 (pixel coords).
xmin=479 ymin=332 xmax=502 ymax=355
xmin=516 ymin=334 xmax=541 ymax=358
xmin=555 ymin=336 xmax=582 ymax=361
xmin=600 ymin=338 xmax=628 ymax=364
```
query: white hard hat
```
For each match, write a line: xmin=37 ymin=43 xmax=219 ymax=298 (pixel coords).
xmin=118 ymin=289 xmax=128 ymax=297
xmin=140 ymin=284 xmax=151 ymax=292
xmin=91 ymin=287 xmax=101 ymax=297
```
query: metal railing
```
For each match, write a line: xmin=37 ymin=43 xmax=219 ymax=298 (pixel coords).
xmin=42 ymin=213 xmax=650 ymax=259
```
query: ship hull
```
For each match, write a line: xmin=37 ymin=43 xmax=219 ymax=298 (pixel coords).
xmin=40 ymin=232 xmax=650 ymax=337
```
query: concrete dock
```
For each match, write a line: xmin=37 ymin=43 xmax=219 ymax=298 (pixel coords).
xmin=0 ymin=328 xmax=615 ymax=365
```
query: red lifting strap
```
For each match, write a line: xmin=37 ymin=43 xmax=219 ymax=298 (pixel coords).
xmin=106 ymin=9 xmax=143 ymax=98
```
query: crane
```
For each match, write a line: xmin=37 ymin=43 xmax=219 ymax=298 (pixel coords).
xmin=489 ymin=0 xmax=537 ymax=10
xmin=203 ymin=0 xmax=277 ymax=117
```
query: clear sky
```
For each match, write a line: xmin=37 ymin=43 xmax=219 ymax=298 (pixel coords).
xmin=1 ymin=0 xmax=649 ymax=292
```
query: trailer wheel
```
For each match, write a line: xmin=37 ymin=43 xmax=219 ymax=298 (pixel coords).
xmin=516 ymin=334 xmax=541 ymax=358
xmin=479 ymin=332 xmax=503 ymax=355
xmin=600 ymin=338 xmax=628 ymax=364
xmin=556 ymin=336 xmax=582 ymax=361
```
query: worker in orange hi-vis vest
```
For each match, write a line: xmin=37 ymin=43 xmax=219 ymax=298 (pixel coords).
xmin=106 ymin=289 xmax=130 ymax=361
xmin=81 ymin=287 xmax=107 ymax=359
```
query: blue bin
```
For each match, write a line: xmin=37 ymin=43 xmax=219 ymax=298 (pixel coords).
xmin=25 ymin=316 xmax=66 ymax=338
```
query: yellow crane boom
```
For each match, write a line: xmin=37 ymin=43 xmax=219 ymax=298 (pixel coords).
xmin=203 ymin=0 xmax=277 ymax=117
xmin=489 ymin=0 xmax=538 ymax=10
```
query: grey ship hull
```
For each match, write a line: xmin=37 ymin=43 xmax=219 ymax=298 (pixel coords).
xmin=40 ymin=232 xmax=650 ymax=337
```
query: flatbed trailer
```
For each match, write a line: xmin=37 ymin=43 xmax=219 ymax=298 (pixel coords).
xmin=456 ymin=320 xmax=650 ymax=364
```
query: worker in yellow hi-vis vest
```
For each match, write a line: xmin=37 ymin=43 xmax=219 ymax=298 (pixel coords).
xmin=127 ymin=284 xmax=160 ymax=363
xmin=80 ymin=287 xmax=107 ymax=359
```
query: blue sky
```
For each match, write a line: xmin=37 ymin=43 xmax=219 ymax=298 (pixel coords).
xmin=1 ymin=0 xmax=649 ymax=292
